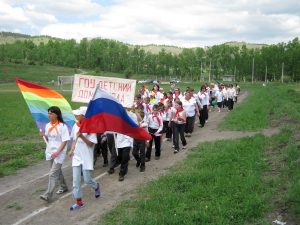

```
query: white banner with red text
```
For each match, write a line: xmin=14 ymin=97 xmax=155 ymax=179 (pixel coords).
xmin=72 ymin=74 xmax=136 ymax=107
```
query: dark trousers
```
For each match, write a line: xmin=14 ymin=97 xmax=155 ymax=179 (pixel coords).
xmin=106 ymin=133 xmax=118 ymax=169
xmin=228 ymin=98 xmax=234 ymax=110
xmin=173 ymin=123 xmax=187 ymax=150
xmin=185 ymin=116 xmax=195 ymax=133
xmin=164 ymin=121 xmax=172 ymax=139
xmin=171 ymin=121 xmax=176 ymax=146
xmin=94 ymin=134 xmax=108 ymax=166
xmin=199 ymin=105 xmax=208 ymax=126
xmin=132 ymin=140 xmax=146 ymax=166
xmin=146 ymin=128 xmax=161 ymax=159
xmin=223 ymin=99 xmax=228 ymax=108
xmin=117 ymin=147 xmax=131 ymax=176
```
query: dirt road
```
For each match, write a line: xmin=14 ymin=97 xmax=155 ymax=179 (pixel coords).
xmin=0 ymin=91 xmax=279 ymax=225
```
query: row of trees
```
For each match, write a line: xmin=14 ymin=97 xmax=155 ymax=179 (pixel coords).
xmin=0 ymin=37 xmax=300 ymax=82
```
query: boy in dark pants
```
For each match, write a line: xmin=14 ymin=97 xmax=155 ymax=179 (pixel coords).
xmin=132 ymin=109 xmax=148 ymax=172
xmin=106 ymin=132 xmax=119 ymax=174
xmin=94 ymin=133 xmax=109 ymax=167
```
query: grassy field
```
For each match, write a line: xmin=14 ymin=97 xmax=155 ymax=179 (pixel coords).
xmin=100 ymin=84 xmax=300 ymax=224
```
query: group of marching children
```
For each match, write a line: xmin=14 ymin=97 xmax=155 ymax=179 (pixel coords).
xmin=39 ymin=82 xmax=239 ymax=211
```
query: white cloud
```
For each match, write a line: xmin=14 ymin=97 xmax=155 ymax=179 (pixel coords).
xmin=1 ymin=0 xmax=300 ymax=47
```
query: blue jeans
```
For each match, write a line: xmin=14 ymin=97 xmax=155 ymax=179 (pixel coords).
xmin=72 ymin=165 xmax=97 ymax=199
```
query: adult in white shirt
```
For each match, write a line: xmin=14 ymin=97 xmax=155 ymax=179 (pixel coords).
xmin=173 ymin=87 xmax=183 ymax=101
xmin=227 ymin=84 xmax=236 ymax=110
xmin=215 ymin=86 xmax=223 ymax=112
xmin=40 ymin=106 xmax=70 ymax=202
xmin=196 ymin=85 xmax=208 ymax=127
xmin=150 ymin=84 xmax=164 ymax=104
xmin=222 ymin=85 xmax=229 ymax=110
xmin=182 ymin=91 xmax=199 ymax=137
xmin=69 ymin=107 xmax=99 ymax=210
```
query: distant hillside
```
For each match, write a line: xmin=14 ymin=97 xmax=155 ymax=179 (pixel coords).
xmin=224 ymin=41 xmax=267 ymax=49
xmin=0 ymin=32 xmax=63 ymax=45
xmin=136 ymin=44 xmax=185 ymax=55
xmin=0 ymin=31 xmax=267 ymax=54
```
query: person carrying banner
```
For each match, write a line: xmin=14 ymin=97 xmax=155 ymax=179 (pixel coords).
xmin=69 ymin=106 xmax=100 ymax=210
xmin=39 ymin=106 xmax=70 ymax=202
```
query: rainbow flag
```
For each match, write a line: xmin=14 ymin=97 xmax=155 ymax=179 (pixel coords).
xmin=16 ymin=78 xmax=75 ymax=133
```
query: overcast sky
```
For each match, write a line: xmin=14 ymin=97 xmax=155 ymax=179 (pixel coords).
xmin=1 ymin=0 xmax=300 ymax=47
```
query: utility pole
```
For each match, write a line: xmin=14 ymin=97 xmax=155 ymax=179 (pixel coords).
xmin=209 ymin=60 xmax=211 ymax=82
xmin=252 ymin=57 xmax=254 ymax=84
xmin=281 ymin=62 xmax=284 ymax=83
xmin=200 ymin=61 xmax=202 ymax=81
xmin=265 ymin=64 xmax=267 ymax=83
xmin=234 ymin=65 xmax=236 ymax=81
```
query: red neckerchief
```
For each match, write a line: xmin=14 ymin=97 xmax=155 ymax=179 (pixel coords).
xmin=48 ymin=120 xmax=60 ymax=134
xmin=146 ymin=104 xmax=151 ymax=112
xmin=175 ymin=108 xmax=183 ymax=118
xmin=152 ymin=112 xmax=161 ymax=126
xmin=76 ymin=121 xmax=82 ymax=127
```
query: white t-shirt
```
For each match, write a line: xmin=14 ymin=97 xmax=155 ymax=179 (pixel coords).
xmin=197 ymin=92 xmax=207 ymax=109
xmin=182 ymin=98 xmax=197 ymax=117
xmin=45 ymin=122 xmax=70 ymax=164
xmin=215 ymin=90 xmax=223 ymax=102
xmin=71 ymin=123 xmax=97 ymax=170
xmin=116 ymin=133 xmax=133 ymax=148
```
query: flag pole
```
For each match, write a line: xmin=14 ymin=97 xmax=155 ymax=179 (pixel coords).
xmin=68 ymin=136 xmax=79 ymax=157
xmin=69 ymin=85 xmax=99 ymax=156
xmin=40 ymin=129 xmax=48 ymax=145
xmin=113 ymin=133 xmax=118 ymax=156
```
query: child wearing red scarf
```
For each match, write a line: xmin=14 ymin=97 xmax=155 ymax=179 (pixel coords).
xmin=172 ymin=100 xmax=187 ymax=153
xmin=145 ymin=104 xmax=163 ymax=161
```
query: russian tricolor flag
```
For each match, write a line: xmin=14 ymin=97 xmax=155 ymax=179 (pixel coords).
xmin=80 ymin=86 xmax=152 ymax=140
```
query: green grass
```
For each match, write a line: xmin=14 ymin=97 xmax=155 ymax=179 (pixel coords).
xmin=0 ymin=142 xmax=44 ymax=176
xmin=101 ymin=135 xmax=270 ymax=225
xmin=220 ymin=84 xmax=300 ymax=131
xmin=0 ymin=62 xmax=77 ymax=83
xmin=101 ymin=127 xmax=300 ymax=225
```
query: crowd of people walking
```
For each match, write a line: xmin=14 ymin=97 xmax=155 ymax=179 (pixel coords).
xmin=39 ymin=82 xmax=240 ymax=210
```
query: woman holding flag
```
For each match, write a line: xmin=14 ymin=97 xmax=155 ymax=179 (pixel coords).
xmin=40 ymin=106 xmax=70 ymax=202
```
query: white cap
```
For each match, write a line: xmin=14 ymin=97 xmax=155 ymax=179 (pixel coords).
xmin=73 ymin=106 xmax=87 ymax=116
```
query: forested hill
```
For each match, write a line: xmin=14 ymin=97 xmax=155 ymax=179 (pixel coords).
xmin=0 ymin=32 xmax=63 ymax=45
xmin=0 ymin=31 xmax=264 ymax=54
xmin=2 ymin=31 xmax=299 ymax=82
